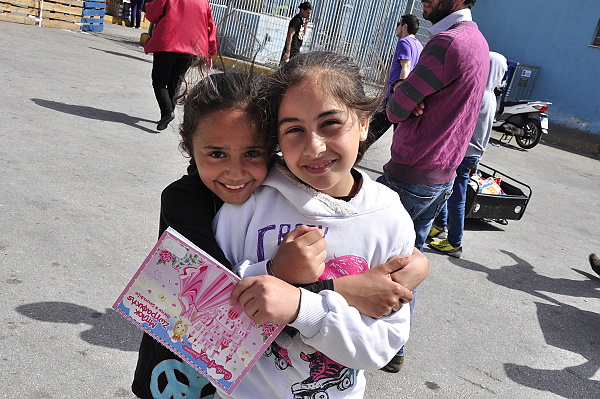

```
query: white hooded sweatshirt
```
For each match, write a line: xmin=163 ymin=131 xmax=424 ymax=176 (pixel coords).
xmin=213 ymin=162 xmax=415 ymax=399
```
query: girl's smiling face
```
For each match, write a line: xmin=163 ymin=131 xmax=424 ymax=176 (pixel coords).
xmin=277 ymin=78 xmax=368 ymax=198
xmin=191 ymin=108 xmax=269 ymax=204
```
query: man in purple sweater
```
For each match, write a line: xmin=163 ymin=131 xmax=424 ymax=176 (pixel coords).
xmin=377 ymin=0 xmax=489 ymax=251
xmin=377 ymin=0 xmax=488 ymax=375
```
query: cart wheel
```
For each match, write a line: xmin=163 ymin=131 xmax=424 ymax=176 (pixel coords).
xmin=516 ymin=119 xmax=542 ymax=149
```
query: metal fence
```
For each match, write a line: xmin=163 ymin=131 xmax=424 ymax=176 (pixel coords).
xmin=209 ymin=0 xmax=431 ymax=84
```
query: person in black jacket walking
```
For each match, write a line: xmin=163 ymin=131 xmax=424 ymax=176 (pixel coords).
xmin=280 ymin=2 xmax=312 ymax=65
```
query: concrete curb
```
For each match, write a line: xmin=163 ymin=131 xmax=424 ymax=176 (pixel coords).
xmin=543 ymin=122 xmax=600 ymax=156
xmin=212 ymin=56 xmax=276 ymax=76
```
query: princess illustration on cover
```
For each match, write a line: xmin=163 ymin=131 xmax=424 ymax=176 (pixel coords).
xmin=172 ymin=264 xmax=257 ymax=362
xmin=170 ymin=319 xmax=189 ymax=341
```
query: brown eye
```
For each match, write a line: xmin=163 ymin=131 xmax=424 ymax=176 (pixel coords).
xmin=246 ymin=150 xmax=263 ymax=158
xmin=322 ymin=119 xmax=340 ymax=128
xmin=209 ymin=151 xmax=225 ymax=158
xmin=282 ymin=126 xmax=303 ymax=134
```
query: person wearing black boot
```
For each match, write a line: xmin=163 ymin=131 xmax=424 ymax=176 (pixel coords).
xmin=144 ymin=0 xmax=217 ymax=131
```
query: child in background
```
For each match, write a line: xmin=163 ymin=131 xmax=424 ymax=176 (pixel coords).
xmin=132 ymin=68 xmax=427 ymax=398
xmin=214 ymin=51 xmax=419 ymax=399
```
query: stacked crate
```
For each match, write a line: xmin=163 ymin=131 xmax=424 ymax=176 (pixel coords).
xmin=0 ymin=0 xmax=105 ymax=31
xmin=81 ymin=0 xmax=105 ymax=31
xmin=0 ymin=0 xmax=37 ymax=25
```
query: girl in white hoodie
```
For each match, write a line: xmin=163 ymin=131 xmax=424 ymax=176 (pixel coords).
xmin=214 ymin=51 xmax=419 ymax=399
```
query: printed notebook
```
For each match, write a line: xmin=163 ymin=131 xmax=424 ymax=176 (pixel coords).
xmin=113 ymin=227 xmax=284 ymax=394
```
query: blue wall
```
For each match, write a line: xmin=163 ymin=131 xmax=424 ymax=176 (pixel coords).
xmin=472 ymin=0 xmax=600 ymax=134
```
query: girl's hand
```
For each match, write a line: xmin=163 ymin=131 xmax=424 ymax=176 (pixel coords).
xmin=332 ymin=249 xmax=428 ymax=318
xmin=230 ymin=275 xmax=301 ymax=325
xmin=389 ymin=248 xmax=429 ymax=291
xmin=333 ymin=261 xmax=413 ymax=318
xmin=271 ymin=225 xmax=327 ymax=285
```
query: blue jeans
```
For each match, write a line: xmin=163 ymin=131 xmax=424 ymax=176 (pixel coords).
xmin=434 ymin=156 xmax=479 ymax=247
xmin=377 ymin=172 xmax=453 ymax=251
xmin=129 ymin=0 xmax=144 ymax=28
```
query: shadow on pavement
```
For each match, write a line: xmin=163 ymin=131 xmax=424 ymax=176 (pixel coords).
xmin=89 ymin=47 xmax=151 ymax=63
xmin=491 ymin=124 xmax=600 ymax=160
xmin=538 ymin=140 xmax=600 ymax=162
xmin=464 ymin=218 xmax=505 ymax=232
xmin=504 ymin=300 xmax=600 ymax=399
xmin=488 ymin=137 xmax=528 ymax=152
xmin=449 ymin=249 xmax=600 ymax=305
xmin=31 ymin=98 xmax=157 ymax=134
xmin=446 ymin=250 xmax=600 ymax=398
xmin=89 ymin=30 xmax=147 ymax=53
xmin=16 ymin=302 xmax=142 ymax=352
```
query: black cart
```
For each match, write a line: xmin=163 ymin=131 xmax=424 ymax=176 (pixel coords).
xmin=465 ymin=163 xmax=532 ymax=221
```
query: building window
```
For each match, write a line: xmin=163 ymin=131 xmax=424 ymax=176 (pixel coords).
xmin=592 ymin=19 xmax=600 ymax=47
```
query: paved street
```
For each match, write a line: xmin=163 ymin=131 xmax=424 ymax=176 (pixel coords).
xmin=1 ymin=21 xmax=599 ymax=399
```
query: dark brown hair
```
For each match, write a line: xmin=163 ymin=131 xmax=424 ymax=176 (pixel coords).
xmin=177 ymin=68 xmax=273 ymax=169
xmin=258 ymin=51 xmax=383 ymax=164
xmin=401 ymin=14 xmax=420 ymax=35
xmin=299 ymin=1 xmax=312 ymax=10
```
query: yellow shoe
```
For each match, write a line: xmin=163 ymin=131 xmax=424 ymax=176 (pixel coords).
xmin=428 ymin=225 xmax=447 ymax=240
xmin=429 ymin=239 xmax=462 ymax=258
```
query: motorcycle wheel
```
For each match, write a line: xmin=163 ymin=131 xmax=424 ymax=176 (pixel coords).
xmin=515 ymin=118 xmax=542 ymax=149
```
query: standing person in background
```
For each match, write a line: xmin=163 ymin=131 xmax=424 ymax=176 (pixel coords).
xmin=429 ymin=52 xmax=508 ymax=258
xmin=369 ymin=17 xmax=423 ymax=370
xmin=144 ymin=0 xmax=217 ymax=131
xmin=368 ymin=14 xmax=423 ymax=146
xmin=280 ymin=2 xmax=312 ymax=65
xmin=129 ymin=0 xmax=145 ymax=29
xmin=378 ymin=0 xmax=489 ymax=251
xmin=377 ymin=0 xmax=489 ymax=374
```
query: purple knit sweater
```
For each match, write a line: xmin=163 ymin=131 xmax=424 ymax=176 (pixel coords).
xmin=385 ymin=21 xmax=489 ymax=185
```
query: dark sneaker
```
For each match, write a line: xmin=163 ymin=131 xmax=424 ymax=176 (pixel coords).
xmin=590 ymin=253 xmax=600 ymax=276
xmin=380 ymin=354 xmax=404 ymax=373
xmin=429 ymin=239 xmax=463 ymax=258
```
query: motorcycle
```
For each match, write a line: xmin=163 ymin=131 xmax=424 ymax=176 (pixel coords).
xmin=493 ymin=98 xmax=552 ymax=149
xmin=492 ymin=62 xmax=552 ymax=149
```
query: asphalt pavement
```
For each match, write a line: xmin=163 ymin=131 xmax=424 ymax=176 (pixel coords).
xmin=1 ymin=21 xmax=599 ymax=399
